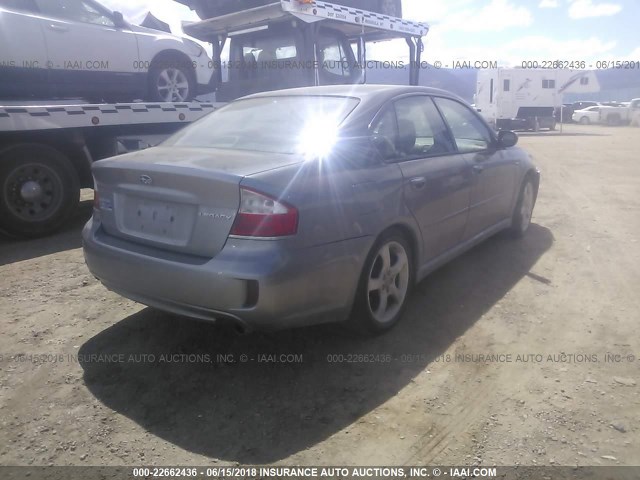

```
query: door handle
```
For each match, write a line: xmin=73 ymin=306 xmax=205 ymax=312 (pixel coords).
xmin=473 ymin=165 xmax=485 ymax=174
xmin=48 ymin=23 xmax=69 ymax=32
xmin=410 ymin=177 xmax=427 ymax=189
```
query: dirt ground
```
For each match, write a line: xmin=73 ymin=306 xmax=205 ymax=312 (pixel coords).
xmin=0 ymin=123 xmax=639 ymax=468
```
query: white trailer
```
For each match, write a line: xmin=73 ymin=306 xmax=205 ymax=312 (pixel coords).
xmin=475 ymin=69 xmax=600 ymax=130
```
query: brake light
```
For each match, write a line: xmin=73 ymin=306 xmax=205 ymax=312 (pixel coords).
xmin=230 ymin=188 xmax=298 ymax=237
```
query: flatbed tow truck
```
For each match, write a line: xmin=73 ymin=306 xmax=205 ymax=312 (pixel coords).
xmin=0 ymin=0 xmax=428 ymax=238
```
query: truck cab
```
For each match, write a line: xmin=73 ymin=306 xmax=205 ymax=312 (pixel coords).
xmin=183 ymin=0 xmax=428 ymax=101
xmin=219 ymin=22 xmax=361 ymax=101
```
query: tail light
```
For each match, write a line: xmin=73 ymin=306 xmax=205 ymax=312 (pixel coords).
xmin=93 ymin=189 xmax=100 ymax=210
xmin=230 ymin=188 xmax=298 ymax=238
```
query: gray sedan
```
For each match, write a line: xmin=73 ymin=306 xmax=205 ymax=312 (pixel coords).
xmin=83 ymin=85 xmax=540 ymax=334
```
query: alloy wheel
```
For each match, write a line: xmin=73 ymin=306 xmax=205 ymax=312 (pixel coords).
xmin=367 ymin=241 xmax=410 ymax=324
xmin=520 ymin=182 xmax=535 ymax=232
xmin=156 ymin=68 xmax=190 ymax=102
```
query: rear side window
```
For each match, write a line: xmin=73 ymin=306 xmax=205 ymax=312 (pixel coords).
xmin=371 ymin=96 xmax=455 ymax=161
xmin=434 ymin=97 xmax=493 ymax=153
xmin=394 ymin=96 xmax=455 ymax=157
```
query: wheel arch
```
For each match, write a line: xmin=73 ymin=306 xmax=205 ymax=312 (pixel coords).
xmin=149 ymin=49 xmax=197 ymax=76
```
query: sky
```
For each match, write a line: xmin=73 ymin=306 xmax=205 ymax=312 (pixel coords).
xmin=98 ymin=0 xmax=640 ymax=66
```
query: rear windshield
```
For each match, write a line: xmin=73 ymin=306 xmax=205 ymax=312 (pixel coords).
xmin=165 ymin=96 xmax=360 ymax=154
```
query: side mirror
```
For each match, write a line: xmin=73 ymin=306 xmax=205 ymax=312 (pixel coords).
xmin=113 ymin=11 xmax=127 ymax=28
xmin=497 ymin=130 xmax=518 ymax=148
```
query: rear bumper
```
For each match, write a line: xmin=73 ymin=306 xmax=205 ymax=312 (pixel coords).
xmin=82 ymin=218 xmax=369 ymax=331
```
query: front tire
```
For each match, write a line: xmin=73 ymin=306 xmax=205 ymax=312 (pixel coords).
xmin=0 ymin=145 xmax=80 ymax=238
xmin=510 ymin=177 xmax=537 ymax=238
xmin=147 ymin=57 xmax=196 ymax=102
xmin=580 ymin=116 xmax=590 ymax=125
xmin=350 ymin=231 xmax=413 ymax=335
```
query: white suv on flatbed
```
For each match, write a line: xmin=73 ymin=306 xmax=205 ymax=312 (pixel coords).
xmin=0 ymin=0 xmax=215 ymax=102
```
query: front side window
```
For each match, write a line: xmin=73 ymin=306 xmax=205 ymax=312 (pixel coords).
xmin=434 ymin=97 xmax=493 ymax=153
xmin=34 ymin=0 xmax=115 ymax=26
xmin=165 ymin=96 xmax=360 ymax=155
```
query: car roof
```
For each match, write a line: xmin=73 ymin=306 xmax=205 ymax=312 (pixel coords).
xmin=239 ymin=84 xmax=463 ymax=104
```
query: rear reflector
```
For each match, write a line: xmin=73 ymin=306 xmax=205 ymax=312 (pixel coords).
xmin=230 ymin=188 xmax=298 ymax=237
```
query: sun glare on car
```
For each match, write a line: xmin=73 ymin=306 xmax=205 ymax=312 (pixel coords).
xmin=297 ymin=114 xmax=340 ymax=159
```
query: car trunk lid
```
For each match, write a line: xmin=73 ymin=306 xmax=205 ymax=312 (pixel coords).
xmin=92 ymin=146 xmax=299 ymax=258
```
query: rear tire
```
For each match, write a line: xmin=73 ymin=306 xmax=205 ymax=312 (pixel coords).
xmin=0 ymin=144 xmax=80 ymax=238
xmin=510 ymin=177 xmax=537 ymax=238
xmin=349 ymin=230 xmax=413 ymax=335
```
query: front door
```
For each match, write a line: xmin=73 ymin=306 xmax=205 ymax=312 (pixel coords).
xmin=433 ymin=96 xmax=518 ymax=240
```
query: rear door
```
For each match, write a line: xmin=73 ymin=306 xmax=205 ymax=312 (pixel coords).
xmin=433 ymin=96 xmax=517 ymax=240
xmin=0 ymin=0 xmax=49 ymax=96
xmin=373 ymin=95 xmax=474 ymax=261
xmin=33 ymin=0 xmax=139 ymax=98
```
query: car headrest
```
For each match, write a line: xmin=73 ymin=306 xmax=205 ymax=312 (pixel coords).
xmin=396 ymin=119 xmax=417 ymax=154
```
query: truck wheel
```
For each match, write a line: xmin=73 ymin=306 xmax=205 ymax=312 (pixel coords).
xmin=147 ymin=56 xmax=196 ymax=102
xmin=378 ymin=0 xmax=402 ymax=17
xmin=0 ymin=145 xmax=80 ymax=239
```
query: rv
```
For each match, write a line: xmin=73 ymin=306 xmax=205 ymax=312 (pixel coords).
xmin=475 ymin=69 xmax=600 ymax=130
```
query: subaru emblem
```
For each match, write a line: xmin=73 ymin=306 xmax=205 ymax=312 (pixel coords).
xmin=140 ymin=175 xmax=153 ymax=185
